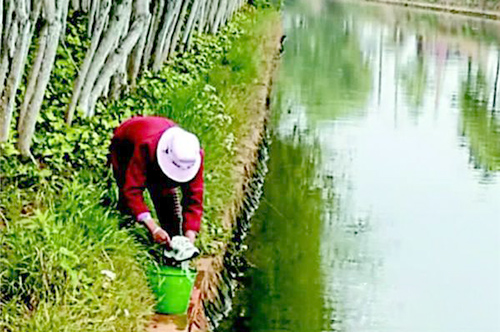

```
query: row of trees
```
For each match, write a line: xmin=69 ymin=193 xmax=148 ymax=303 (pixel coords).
xmin=0 ymin=0 xmax=246 ymax=156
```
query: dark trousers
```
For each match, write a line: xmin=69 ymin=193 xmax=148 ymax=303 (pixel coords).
xmin=150 ymin=186 xmax=182 ymax=237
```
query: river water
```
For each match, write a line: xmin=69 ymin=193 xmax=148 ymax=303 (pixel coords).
xmin=222 ymin=1 xmax=500 ymax=331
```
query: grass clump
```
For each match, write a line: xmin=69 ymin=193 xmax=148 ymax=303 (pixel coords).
xmin=1 ymin=175 xmax=154 ymax=331
xmin=0 ymin=4 xmax=280 ymax=332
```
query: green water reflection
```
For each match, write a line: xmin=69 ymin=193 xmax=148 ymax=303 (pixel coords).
xmin=245 ymin=136 xmax=329 ymax=331
xmin=281 ymin=2 xmax=371 ymax=122
xmin=222 ymin=1 xmax=500 ymax=332
xmin=460 ymin=62 xmax=500 ymax=171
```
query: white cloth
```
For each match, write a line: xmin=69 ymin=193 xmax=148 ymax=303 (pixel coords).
xmin=164 ymin=236 xmax=200 ymax=262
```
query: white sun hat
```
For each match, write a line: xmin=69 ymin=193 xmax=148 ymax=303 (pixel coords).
xmin=156 ymin=126 xmax=201 ymax=183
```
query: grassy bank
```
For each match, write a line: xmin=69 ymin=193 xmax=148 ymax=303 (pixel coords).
xmin=0 ymin=4 xmax=281 ymax=331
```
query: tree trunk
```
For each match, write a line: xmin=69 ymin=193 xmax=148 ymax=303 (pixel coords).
xmin=212 ymin=0 xmax=226 ymax=34
xmin=208 ymin=0 xmax=219 ymax=31
xmin=197 ymin=0 xmax=207 ymax=34
xmin=120 ymin=0 xmax=133 ymax=40
xmin=181 ymin=0 xmax=201 ymax=50
xmin=18 ymin=25 xmax=48 ymax=131
xmin=0 ymin=0 xmax=3 ymax=58
xmin=0 ymin=1 xmax=16 ymax=98
xmin=128 ymin=8 xmax=151 ymax=87
xmin=223 ymin=0 xmax=231 ymax=26
xmin=152 ymin=0 xmax=181 ymax=71
xmin=87 ymin=0 xmax=148 ymax=116
xmin=0 ymin=0 xmax=26 ymax=141
xmin=71 ymin=0 xmax=79 ymax=11
xmin=206 ymin=0 xmax=219 ymax=33
xmin=81 ymin=0 xmax=90 ymax=12
xmin=0 ymin=0 xmax=246 ymax=151
xmin=107 ymin=2 xmax=134 ymax=103
xmin=222 ymin=0 xmax=231 ymax=29
xmin=226 ymin=0 xmax=236 ymax=23
xmin=76 ymin=0 xmax=130 ymax=118
xmin=165 ymin=0 xmax=191 ymax=60
xmin=142 ymin=0 xmax=165 ymax=70
xmin=0 ymin=0 xmax=42 ymax=142
xmin=60 ymin=0 xmax=70 ymax=42
xmin=18 ymin=0 xmax=69 ymax=156
xmin=88 ymin=0 xmax=98 ymax=34
xmin=66 ymin=0 xmax=111 ymax=124
xmin=109 ymin=61 xmax=126 ymax=101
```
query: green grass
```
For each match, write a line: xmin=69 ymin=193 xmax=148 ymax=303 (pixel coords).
xmin=1 ymin=175 xmax=155 ymax=331
xmin=0 ymin=5 xmax=281 ymax=332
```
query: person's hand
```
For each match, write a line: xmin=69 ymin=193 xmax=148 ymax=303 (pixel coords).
xmin=185 ymin=230 xmax=197 ymax=244
xmin=144 ymin=219 xmax=171 ymax=247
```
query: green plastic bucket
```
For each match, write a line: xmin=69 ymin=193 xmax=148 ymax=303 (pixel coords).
xmin=147 ymin=265 xmax=197 ymax=314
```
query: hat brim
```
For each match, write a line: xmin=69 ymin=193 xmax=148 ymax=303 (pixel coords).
xmin=156 ymin=127 xmax=201 ymax=183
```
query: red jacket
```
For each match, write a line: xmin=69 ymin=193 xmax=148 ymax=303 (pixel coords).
xmin=110 ymin=116 xmax=203 ymax=233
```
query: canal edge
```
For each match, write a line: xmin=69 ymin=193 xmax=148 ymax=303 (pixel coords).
xmin=190 ymin=15 xmax=284 ymax=332
xmin=146 ymin=13 xmax=285 ymax=332
xmin=361 ymin=0 xmax=500 ymax=20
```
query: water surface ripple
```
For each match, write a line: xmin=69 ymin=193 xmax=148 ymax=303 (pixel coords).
xmin=222 ymin=2 xmax=500 ymax=331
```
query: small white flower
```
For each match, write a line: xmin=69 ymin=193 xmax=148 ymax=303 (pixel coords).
xmin=101 ymin=269 xmax=116 ymax=281
xmin=124 ymin=309 xmax=130 ymax=317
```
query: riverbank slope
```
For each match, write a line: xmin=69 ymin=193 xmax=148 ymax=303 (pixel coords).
xmin=0 ymin=5 xmax=282 ymax=332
